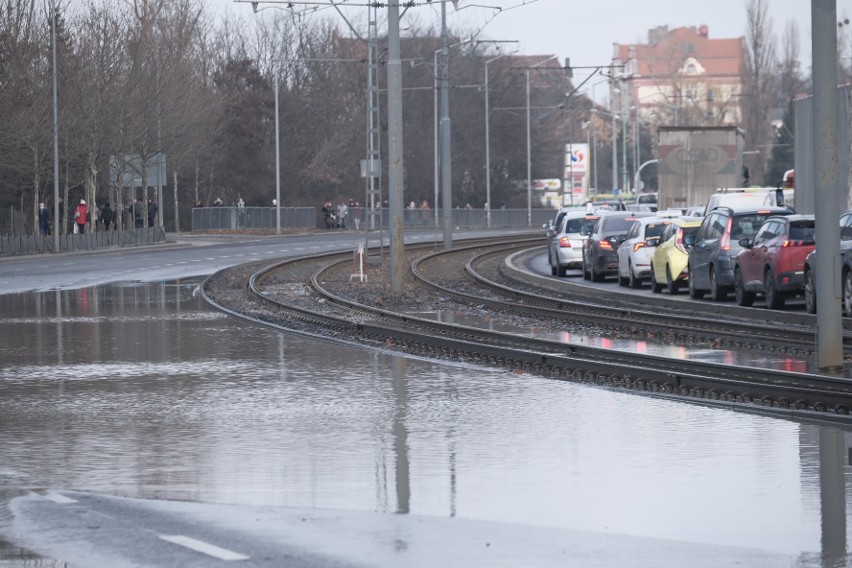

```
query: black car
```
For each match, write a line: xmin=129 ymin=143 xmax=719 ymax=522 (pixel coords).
xmin=803 ymin=209 xmax=852 ymax=314
xmin=582 ymin=211 xmax=653 ymax=282
xmin=687 ymin=205 xmax=793 ymax=301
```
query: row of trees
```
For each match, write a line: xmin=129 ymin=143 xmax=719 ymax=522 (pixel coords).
xmin=0 ymin=0 xmax=829 ymax=235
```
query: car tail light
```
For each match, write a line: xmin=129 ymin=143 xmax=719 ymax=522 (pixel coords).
xmin=675 ymin=229 xmax=687 ymax=254
xmin=781 ymin=240 xmax=805 ymax=247
xmin=600 ymin=240 xmax=613 ymax=251
xmin=558 ymin=236 xmax=572 ymax=248
xmin=720 ymin=217 xmax=733 ymax=251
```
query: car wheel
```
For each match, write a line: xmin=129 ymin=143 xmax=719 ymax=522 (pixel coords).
xmin=666 ymin=266 xmax=679 ymax=294
xmin=628 ymin=262 xmax=641 ymax=289
xmin=688 ymin=266 xmax=705 ymax=299
xmin=650 ymin=263 xmax=663 ymax=293
xmin=764 ymin=269 xmax=785 ymax=309
xmin=591 ymin=262 xmax=604 ymax=282
xmin=734 ymin=268 xmax=754 ymax=307
xmin=844 ymin=270 xmax=852 ymax=315
xmin=557 ymin=264 xmax=568 ymax=277
xmin=550 ymin=261 xmax=558 ymax=276
xmin=710 ymin=266 xmax=727 ymax=301
xmin=582 ymin=253 xmax=591 ymax=280
xmin=804 ymin=270 xmax=817 ymax=314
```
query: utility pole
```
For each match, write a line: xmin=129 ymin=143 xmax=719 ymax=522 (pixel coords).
xmin=51 ymin=0 xmax=60 ymax=252
xmin=387 ymin=1 xmax=405 ymax=293
xmin=439 ymin=0 xmax=452 ymax=249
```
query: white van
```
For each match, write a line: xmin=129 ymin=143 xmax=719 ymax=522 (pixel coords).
xmin=703 ymin=188 xmax=792 ymax=215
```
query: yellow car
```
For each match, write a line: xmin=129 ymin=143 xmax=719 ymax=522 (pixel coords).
xmin=649 ymin=217 xmax=702 ymax=294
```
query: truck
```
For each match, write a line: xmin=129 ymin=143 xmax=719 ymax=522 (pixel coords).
xmin=656 ymin=126 xmax=745 ymax=211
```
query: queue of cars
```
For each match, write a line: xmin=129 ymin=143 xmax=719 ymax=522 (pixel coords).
xmin=543 ymin=198 xmax=821 ymax=311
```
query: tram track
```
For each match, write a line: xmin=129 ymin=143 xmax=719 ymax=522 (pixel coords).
xmin=201 ymin=234 xmax=852 ymax=423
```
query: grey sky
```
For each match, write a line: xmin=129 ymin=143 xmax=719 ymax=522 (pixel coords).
xmin=219 ymin=1 xmax=850 ymax=101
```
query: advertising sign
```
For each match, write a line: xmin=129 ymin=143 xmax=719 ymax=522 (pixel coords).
xmin=564 ymin=143 xmax=590 ymax=206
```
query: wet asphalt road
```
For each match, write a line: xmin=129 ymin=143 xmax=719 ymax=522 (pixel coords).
xmin=1 ymin=232 xmax=851 ymax=567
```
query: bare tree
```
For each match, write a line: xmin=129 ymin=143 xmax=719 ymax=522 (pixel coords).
xmin=741 ymin=0 xmax=777 ymax=185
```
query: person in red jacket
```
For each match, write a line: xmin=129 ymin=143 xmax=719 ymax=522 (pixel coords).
xmin=73 ymin=199 xmax=88 ymax=234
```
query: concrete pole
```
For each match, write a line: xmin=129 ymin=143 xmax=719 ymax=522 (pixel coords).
xmin=434 ymin=49 xmax=439 ymax=228
xmin=812 ymin=0 xmax=843 ymax=369
xmin=484 ymin=55 xmax=502 ymax=229
xmin=526 ymin=69 xmax=532 ymax=225
xmin=51 ymin=0 xmax=60 ymax=251
xmin=440 ymin=0 xmax=453 ymax=249
xmin=387 ymin=2 xmax=405 ymax=293
xmin=274 ymin=64 xmax=281 ymax=234
xmin=621 ymin=79 xmax=629 ymax=193
xmin=611 ymin=77 xmax=618 ymax=193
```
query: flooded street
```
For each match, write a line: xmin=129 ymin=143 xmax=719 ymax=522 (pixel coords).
xmin=1 ymin=277 xmax=851 ymax=566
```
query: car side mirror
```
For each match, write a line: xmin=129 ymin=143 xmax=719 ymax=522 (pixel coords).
xmin=645 ymin=236 xmax=660 ymax=247
xmin=683 ymin=235 xmax=695 ymax=248
xmin=739 ymin=237 xmax=753 ymax=249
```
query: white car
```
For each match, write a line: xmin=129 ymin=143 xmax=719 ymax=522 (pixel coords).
xmin=616 ymin=216 xmax=672 ymax=288
xmin=548 ymin=210 xmax=601 ymax=277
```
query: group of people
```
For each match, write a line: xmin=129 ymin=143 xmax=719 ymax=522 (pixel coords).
xmin=322 ymin=199 xmax=366 ymax=230
xmin=36 ymin=197 xmax=156 ymax=236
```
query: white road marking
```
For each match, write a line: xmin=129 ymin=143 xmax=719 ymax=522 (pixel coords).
xmin=159 ymin=535 xmax=249 ymax=561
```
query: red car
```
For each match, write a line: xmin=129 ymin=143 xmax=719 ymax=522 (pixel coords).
xmin=733 ymin=214 xmax=816 ymax=309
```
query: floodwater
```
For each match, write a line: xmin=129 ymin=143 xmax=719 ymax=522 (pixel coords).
xmin=412 ymin=310 xmax=835 ymax=376
xmin=1 ymin=281 xmax=852 ymax=565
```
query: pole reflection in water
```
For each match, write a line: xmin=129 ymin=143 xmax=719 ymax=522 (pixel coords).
xmin=393 ymin=356 xmax=410 ymax=514
xmin=1 ymin=281 xmax=852 ymax=564
xmin=819 ymin=428 xmax=846 ymax=565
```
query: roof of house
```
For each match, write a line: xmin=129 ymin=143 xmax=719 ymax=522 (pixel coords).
xmin=615 ymin=26 xmax=743 ymax=78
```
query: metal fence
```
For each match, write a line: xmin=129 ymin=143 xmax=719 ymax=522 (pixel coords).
xmin=191 ymin=206 xmax=557 ymax=232
xmin=0 ymin=227 xmax=167 ymax=257
xmin=191 ymin=207 xmax=317 ymax=231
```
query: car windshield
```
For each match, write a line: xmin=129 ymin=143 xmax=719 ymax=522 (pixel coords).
xmin=731 ymin=214 xmax=775 ymax=239
xmin=789 ymin=221 xmax=816 ymax=241
xmin=644 ymin=222 xmax=667 ymax=238
xmin=602 ymin=216 xmax=640 ymax=233
xmin=681 ymin=226 xmax=699 ymax=246
xmin=637 ymin=194 xmax=657 ymax=204
xmin=565 ymin=217 xmax=598 ymax=234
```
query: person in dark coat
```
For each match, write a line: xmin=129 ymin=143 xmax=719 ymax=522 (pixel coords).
xmin=101 ymin=202 xmax=114 ymax=231
xmin=38 ymin=203 xmax=52 ymax=236
xmin=147 ymin=200 xmax=158 ymax=228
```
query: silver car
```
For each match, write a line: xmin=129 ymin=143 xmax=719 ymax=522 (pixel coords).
xmin=548 ymin=210 xmax=601 ymax=277
xmin=616 ymin=216 xmax=671 ymax=288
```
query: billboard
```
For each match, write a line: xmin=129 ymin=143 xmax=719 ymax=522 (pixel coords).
xmin=564 ymin=143 xmax=589 ymax=206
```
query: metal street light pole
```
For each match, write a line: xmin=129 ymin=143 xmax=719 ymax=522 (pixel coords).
xmin=526 ymin=55 xmax=557 ymax=226
xmin=485 ymin=51 xmax=515 ymax=228
xmin=274 ymin=63 xmax=281 ymax=234
xmin=51 ymin=0 xmax=60 ymax=251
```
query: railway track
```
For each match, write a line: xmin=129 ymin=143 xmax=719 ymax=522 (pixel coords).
xmin=201 ymin=234 xmax=852 ymax=423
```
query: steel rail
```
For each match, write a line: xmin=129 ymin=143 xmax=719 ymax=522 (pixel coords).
xmin=200 ymin=236 xmax=852 ymax=422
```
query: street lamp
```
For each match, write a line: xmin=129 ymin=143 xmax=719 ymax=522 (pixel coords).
xmin=485 ymin=47 xmax=518 ymax=228
xmin=51 ymin=0 xmax=60 ymax=250
xmin=274 ymin=62 xmax=282 ymax=234
xmin=526 ymin=55 xmax=557 ymax=226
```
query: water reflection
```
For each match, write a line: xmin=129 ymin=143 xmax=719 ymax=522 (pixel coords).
xmin=0 ymin=283 xmax=851 ymax=563
xmin=412 ymin=310 xmax=830 ymax=376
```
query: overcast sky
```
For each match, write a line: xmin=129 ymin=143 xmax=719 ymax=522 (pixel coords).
xmin=220 ymin=1 xmax=852 ymax=100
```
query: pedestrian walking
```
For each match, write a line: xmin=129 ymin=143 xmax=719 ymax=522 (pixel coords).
xmin=336 ymin=201 xmax=348 ymax=230
xmin=147 ymin=200 xmax=158 ymax=228
xmin=38 ymin=203 xmax=52 ymax=236
xmin=322 ymin=201 xmax=335 ymax=230
xmin=101 ymin=202 xmax=114 ymax=231
xmin=73 ymin=199 xmax=88 ymax=234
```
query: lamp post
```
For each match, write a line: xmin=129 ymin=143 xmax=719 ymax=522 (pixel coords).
xmin=51 ymin=0 xmax=59 ymax=251
xmin=274 ymin=63 xmax=282 ymax=234
xmin=526 ymin=55 xmax=557 ymax=226
xmin=484 ymin=49 xmax=517 ymax=228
